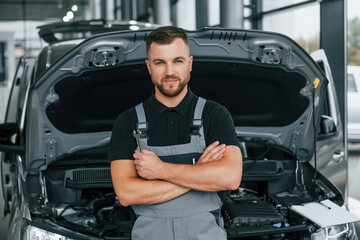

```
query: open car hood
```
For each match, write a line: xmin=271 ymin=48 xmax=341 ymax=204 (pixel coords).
xmin=37 ymin=19 xmax=158 ymax=44
xmin=27 ymin=28 xmax=328 ymax=173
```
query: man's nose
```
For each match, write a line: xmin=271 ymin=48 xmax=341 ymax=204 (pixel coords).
xmin=165 ymin=63 xmax=175 ymax=75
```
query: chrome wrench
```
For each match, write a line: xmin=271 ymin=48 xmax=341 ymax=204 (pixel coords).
xmin=132 ymin=130 xmax=142 ymax=152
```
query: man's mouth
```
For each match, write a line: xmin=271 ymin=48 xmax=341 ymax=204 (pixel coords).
xmin=164 ymin=79 xmax=177 ymax=83
xmin=163 ymin=77 xmax=180 ymax=83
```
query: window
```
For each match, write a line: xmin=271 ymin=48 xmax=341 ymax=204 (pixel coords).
xmin=348 ymin=73 xmax=358 ymax=92
xmin=262 ymin=2 xmax=320 ymax=53
xmin=262 ymin=0 xmax=310 ymax=12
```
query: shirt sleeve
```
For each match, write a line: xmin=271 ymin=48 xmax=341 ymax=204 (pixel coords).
xmin=108 ymin=108 xmax=137 ymax=162
xmin=203 ymin=101 xmax=240 ymax=148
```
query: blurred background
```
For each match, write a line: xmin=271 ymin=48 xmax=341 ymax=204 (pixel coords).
xmin=0 ymin=0 xmax=359 ymax=67
xmin=0 ymin=0 xmax=359 ymax=237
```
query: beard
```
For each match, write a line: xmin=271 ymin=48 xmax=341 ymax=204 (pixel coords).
xmin=153 ymin=74 xmax=190 ymax=98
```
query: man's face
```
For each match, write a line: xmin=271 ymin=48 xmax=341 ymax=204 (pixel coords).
xmin=146 ymin=38 xmax=193 ymax=98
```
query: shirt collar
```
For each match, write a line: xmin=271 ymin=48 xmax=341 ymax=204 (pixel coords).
xmin=149 ymin=88 xmax=194 ymax=115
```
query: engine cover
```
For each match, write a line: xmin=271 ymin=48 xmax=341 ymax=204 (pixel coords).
xmin=223 ymin=200 xmax=285 ymax=228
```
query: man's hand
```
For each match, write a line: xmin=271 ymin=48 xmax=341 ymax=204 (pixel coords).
xmin=133 ymin=141 xmax=226 ymax=179
xmin=133 ymin=149 xmax=165 ymax=180
xmin=198 ymin=141 xmax=226 ymax=164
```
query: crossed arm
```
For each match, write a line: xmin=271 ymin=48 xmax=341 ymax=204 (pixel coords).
xmin=111 ymin=141 xmax=242 ymax=207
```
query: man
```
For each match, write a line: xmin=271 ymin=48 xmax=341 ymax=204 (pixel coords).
xmin=109 ymin=26 xmax=242 ymax=240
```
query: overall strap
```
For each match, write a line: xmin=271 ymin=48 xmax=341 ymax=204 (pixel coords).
xmin=134 ymin=103 xmax=148 ymax=148
xmin=135 ymin=103 xmax=147 ymax=131
xmin=134 ymin=97 xmax=207 ymax=150
xmin=193 ymin=97 xmax=206 ymax=122
xmin=190 ymin=97 xmax=206 ymax=150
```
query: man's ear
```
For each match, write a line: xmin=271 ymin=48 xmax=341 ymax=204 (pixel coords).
xmin=189 ymin=56 xmax=193 ymax=72
xmin=145 ymin=59 xmax=151 ymax=75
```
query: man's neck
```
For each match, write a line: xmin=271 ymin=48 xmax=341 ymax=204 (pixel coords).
xmin=155 ymin=86 xmax=188 ymax=108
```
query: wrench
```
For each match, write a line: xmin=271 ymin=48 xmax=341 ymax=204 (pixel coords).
xmin=132 ymin=130 xmax=143 ymax=152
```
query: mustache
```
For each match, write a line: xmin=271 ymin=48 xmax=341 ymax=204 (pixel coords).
xmin=162 ymin=75 xmax=181 ymax=81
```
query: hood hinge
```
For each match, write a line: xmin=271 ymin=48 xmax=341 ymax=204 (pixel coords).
xmin=289 ymin=130 xmax=301 ymax=155
xmin=46 ymin=138 xmax=56 ymax=163
xmin=38 ymin=138 xmax=57 ymax=205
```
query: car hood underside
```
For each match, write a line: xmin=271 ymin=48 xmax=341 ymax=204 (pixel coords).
xmin=27 ymin=28 xmax=328 ymax=172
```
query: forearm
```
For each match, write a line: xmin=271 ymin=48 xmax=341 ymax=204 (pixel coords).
xmin=111 ymin=160 xmax=190 ymax=207
xmin=161 ymin=146 xmax=242 ymax=191
xmin=117 ymin=178 xmax=190 ymax=206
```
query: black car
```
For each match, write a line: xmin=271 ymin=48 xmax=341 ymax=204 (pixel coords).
xmin=0 ymin=21 xmax=358 ymax=239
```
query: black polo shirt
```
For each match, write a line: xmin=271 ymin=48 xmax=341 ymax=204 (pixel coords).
xmin=108 ymin=89 xmax=239 ymax=161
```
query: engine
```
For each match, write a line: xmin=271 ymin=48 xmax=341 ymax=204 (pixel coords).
xmin=27 ymin=141 xmax=344 ymax=240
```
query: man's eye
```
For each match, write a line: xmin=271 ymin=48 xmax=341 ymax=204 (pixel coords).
xmin=175 ymin=60 xmax=183 ymax=63
xmin=155 ymin=62 xmax=163 ymax=65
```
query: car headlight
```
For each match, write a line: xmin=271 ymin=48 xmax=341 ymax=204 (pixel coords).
xmin=24 ymin=225 xmax=74 ymax=240
xmin=311 ymin=224 xmax=351 ymax=240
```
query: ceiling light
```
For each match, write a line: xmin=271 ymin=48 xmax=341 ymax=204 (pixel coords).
xmin=129 ymin=26 xmax=140 ymax=30
xmin=72 ymin=5 xmax=78 ymax=12
xmin=63 ymin=16 xmax=69 ymax=22
xmin=129 ymin=20 xmax=137 ymax=24
xmin=67 ymin=11 xmax=74 ymax=19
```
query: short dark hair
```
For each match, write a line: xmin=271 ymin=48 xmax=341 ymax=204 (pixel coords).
xmin=146 ymin=26 xmax=189 ymax=55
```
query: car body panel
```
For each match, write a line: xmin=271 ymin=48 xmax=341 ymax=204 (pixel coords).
xmin=1 ymin=57 xmax=35 ymax=215
xmin=311 ymin=49 xmax=346 ymax=197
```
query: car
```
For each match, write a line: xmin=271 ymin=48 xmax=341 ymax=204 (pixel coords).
xmin=0 ymin=22 xmax=359 ymax=239
xmin=347 ymin=65 xmax=360 ymax=143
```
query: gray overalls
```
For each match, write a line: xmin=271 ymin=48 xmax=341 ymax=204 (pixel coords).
xmin=131 ymin=97 xmax=227 ymax=240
